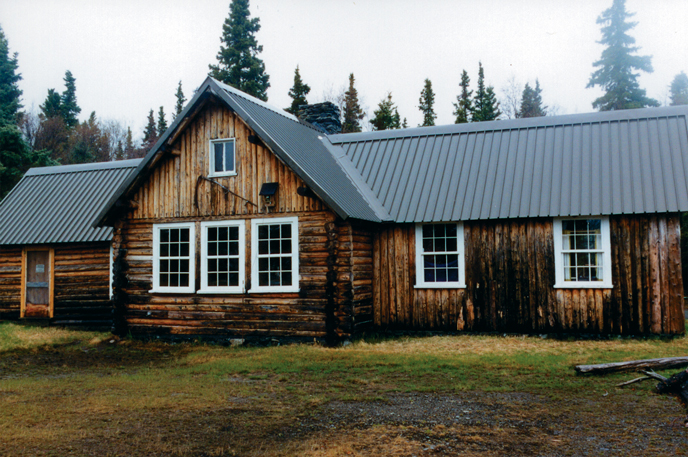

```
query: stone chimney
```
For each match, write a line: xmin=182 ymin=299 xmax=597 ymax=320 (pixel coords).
xmin=297 ymin=102 xmax=342 ymax=135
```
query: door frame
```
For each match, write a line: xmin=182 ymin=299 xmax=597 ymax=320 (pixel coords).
xmin=20 ymin=247 xmax=55 ymax=318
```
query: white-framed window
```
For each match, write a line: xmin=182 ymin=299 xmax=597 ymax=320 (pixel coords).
xmin=415 ymin=222 xmax=466 ymax=288
xmin=199 ymin=220 xmax=245 ymax=293
xmin=553 ymin=217 xmax=613 ymax=289
xmin=209 ymin=138 xmax=236 ymax=177
xmin=249 ymin=217 xmax=299 ymax=293
xmin=151 ymin=222 xmax=195 ymax=293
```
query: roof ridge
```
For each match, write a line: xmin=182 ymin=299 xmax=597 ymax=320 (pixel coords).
xmin=26 ymin=159 xmax=142 ymax=176
xmin=211 ymin=78 xmax=326 ymax=134
xmin=329 ymin=105 xmax=688 ymax=144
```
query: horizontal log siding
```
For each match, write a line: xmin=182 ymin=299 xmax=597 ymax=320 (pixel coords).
xmin=373 ymin=215 xmax=684 ymax=335
xmin=0 ymin=246 xmax=22 ymax=318
xmin=115 ymin=211 xmax=364 ymax=340
xmin=128 ymin=103 xmax=324 ymax=221
xmin=0 ymin=243 xmax=111 ymax=324
xmin=52 ymin=243 xmax=111 ymax=325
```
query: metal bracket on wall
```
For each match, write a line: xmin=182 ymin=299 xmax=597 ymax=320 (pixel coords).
xmin=194 ymin=175 xmax=258 ymax=209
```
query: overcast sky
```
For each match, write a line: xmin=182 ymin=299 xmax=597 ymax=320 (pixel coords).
xmin=2 ymin=0 xmax=688 ymax=141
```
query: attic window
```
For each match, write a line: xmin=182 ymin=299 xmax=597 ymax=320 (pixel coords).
xmin=209 ymin=138 xmax=236 ymax=177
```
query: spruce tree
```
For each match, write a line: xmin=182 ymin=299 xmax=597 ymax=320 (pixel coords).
xmin=40 ymin=89 xmax=62 ymax=119
xmin=518 ymin=80 xmax=547 ymax=118
xmin=285 ymin=65 xmax=310 ymax=115
xmin=371 ymin=92 xmax=401 ymax=131
xmin=209 ymin=0 xmax=270 ymax=101
xmin=472 ymin=62 xmax=501 ymax=122
xmin=341 ymin=73 xmax=364 ymax=133
xmin=418 ymin=79 xmax=437 ymax=127
xmin=142 ymin=109 xmax=157 ymax=152
xmin=453 ymin=70 xmax=472 ymax=124
xmin=157 ymin=106 xmax=167 ymax=135
xmin=174 ymin=81 xmax=186 ymax=118
xmin=587 ymin=0 xmax=658 ymax=110
xmin=670 ymin=72 xmax=688 ymax=106
xmin=124 ymin=127 xmax=135 ymax=159
xmin=0 ymin=27 xmax=54 ymax=197
xmin=0 ymin=26 xmax=22 ymax=125
xmin=60 ymin=70 xmax=81 ymax=128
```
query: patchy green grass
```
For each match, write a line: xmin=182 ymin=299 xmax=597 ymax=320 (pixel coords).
xmin=1 ymin=322 xmax=687 ymax=456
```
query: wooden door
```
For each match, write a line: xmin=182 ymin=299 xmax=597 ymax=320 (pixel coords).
xmin=23 ymin=250 xmax=52 ymax=318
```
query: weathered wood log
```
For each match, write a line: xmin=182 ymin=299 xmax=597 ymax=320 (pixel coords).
xmin=575 ymin=356 xmax=688 ymax=374
xmin=655 ymin=369 xmax=688 ymax=408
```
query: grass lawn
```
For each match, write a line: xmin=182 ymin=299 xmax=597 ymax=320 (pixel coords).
xmin=1 ymin=322 xmax=687 ymax=456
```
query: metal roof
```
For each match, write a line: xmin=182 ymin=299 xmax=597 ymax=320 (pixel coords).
xmin=96 ymin=78 xmax=387 ymax=225
xmin=329 ymin=106 xmax=688 ymax=222
xmin=0 ymin=159 xmax=141 ymax=245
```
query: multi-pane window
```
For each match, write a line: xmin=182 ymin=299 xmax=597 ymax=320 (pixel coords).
xmin=152 ymin=223 xmax=195 ymax=293
xmin=415 ymin=223 xmax=465 ymax=288
xmin=250 ymin=217 xmax=299 ymax=292
xmin=200 ymin=221 xmax=245 ymax=293
xmin=209 ymin=138 xmax=236 ymax=177
xmin=553 ymin=217 xmax=612 ymax=288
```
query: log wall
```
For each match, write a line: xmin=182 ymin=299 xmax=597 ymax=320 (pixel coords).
xmin=128 ymin=102 xmax=324 ymax=220
xmin=115 ymin=102 xmax=371 ymax=341
xmin=0 ymin=246 xmax=22 ymax=319
xmin=373 ymin=215 xmax=685 ymax=335
xmin=0 ymin=242 xmax=111 ymax=325
xmin=114 ymin=212 xmax=369 ymax=340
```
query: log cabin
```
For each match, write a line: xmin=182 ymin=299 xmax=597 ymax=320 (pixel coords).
xmin=96 ymin=77 xmax=688 ymax=341
xmin=0 ymin=159 xmax=141 ymax=326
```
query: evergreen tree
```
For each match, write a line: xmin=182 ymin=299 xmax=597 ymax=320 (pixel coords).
xmin=341 ymin=73 xmax=364 ymax=133
xmin=472 ymin=62 xmax=501 ymax=122
xmin=370 ymin=92 xmax=401 ymax=131
xmin=157 ymin=106 xmax=167 ymax=135
xmin=285 ymin=65 xmax=310 ymax=115
xmin=124 ymin=127 xmax=136 ymax=159
xmin=518 ymin=80 xmax=547 ymax=118
xmin=670 ymin=72 xmax=688 ymax=106
xmin=174 ymin=81 xmax=186 ymax=118
xmin=69 ymin=112 xmax=108 ymax=164
xmin=208 ymin=0 xmax=270 ymax=101
xmin=587 ymin=0 xmax=658 ymax=110
xmin=453 ymin=70 xmax=473 ymax=124
xmin=40 ymin=89 xmax=62 ymax=119
xmin=418 ymin=79 xmax=437 ymax=127
xmin=142 ymin=109 xmax=157 ymax=153
xmin=0 ymin=26 xmax=22 ymax=125
xmin=0 ymin=26 xmax=55 ymax=197
xmin=60 ymin=70 xmax=80 ymax=128
xmin=401 ymin=118 xmax=408 ymax=129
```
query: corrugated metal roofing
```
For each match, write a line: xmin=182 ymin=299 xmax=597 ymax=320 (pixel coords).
xmin=329 ymin=106 xmax=688 ymax=222
xmin=0 ymin=159 xmax=141 ymax=245
xmin=211 ymin=79 xmax=387 ymax=222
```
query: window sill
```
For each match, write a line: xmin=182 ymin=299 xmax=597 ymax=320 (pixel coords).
xmin=414 ymin=283 xmax=466 ymax=289
xmin=149 ymin=288 xmax=195 ymax=294
xmin=197 ymin=288 xmax=244 ymax=294
xmin=248 ymin=287 xmax=300 ymax=294
xmin=553 ymin=283 xmax=613 ymax=289
xmin=208 ymin=171 xmax=237 ymax=178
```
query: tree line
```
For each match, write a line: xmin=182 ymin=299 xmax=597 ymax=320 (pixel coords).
xmin=2 ymin=0 xmax=688 ymax=199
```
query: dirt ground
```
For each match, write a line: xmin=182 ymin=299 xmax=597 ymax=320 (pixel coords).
xmin=1 ymin=335 xmax=687 ymax=456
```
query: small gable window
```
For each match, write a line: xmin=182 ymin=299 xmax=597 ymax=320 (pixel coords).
xmin=209 ymin=138 xmax=236 ymax=177
xmin=553 ymin=217 xmax=613 ymax=288
xmin=414 ymin=222 xmax=466 ymax=288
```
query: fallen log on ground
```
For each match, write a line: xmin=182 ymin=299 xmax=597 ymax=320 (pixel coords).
xmin=656 ymin=369 xmax=688 ymax=409
xmin=575 ymin=357 xmax=688 ymax=375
